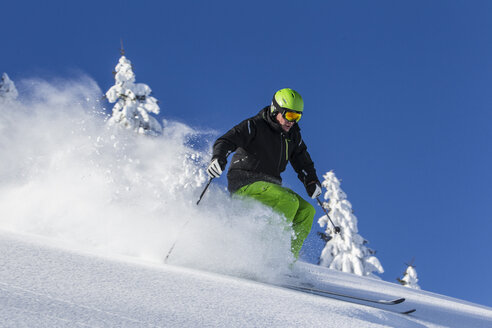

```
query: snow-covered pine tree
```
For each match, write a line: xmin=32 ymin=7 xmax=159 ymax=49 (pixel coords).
xmin=318 ymin=170 xmax=384 ymax=277
xmin=397 ymin=260 xmax=421 ymax=289
xmin=0 ymin=73 xmax=19 ymax=102
xmin=105 ymin=50 xmax=162 ymax=136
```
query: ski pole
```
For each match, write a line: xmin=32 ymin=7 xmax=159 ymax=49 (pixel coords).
xmin=196 ymin=177 xmax=214 ymax=205
xmin=165 ymin=178 xmax=214 ymax=263
xmin=164 ymin=219 xmax=190 ymax=263
xmin=316 ymin=197 xmax=341 ymax=234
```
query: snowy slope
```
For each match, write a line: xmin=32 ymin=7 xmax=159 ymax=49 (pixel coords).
xmin=1 ymin=230 xmax=491 ymax=328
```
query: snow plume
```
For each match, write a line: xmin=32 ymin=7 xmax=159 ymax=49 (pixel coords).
xmin=0 ymin=76 xmax=293 ymax=282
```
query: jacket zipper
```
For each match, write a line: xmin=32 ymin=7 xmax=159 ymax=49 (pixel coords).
xmin=278 ymin=134 xmax=289 ymax=171
xmin=285 ymin=138 xmax=289 ymax=161
xmin=278 ymin=134 xmax=283 ymax=172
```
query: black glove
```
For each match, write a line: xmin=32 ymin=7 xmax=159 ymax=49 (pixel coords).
xmin=207 ymin=157 xmax=227 ymax=178
xmin=306 ymin=180 xmax=322 ymax=199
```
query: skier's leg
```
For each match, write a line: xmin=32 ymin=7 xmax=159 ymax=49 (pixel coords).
xmin=234 ymin=181 xmax=300 ymax=222
xmin=235 ymin=182 xmax=314 ymax=257
xmin=290 ymin=194 xmax=316 ymax=258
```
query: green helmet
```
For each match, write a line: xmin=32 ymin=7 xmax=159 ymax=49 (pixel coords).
xmin=271 ymin=88 xmax=304 ymax=113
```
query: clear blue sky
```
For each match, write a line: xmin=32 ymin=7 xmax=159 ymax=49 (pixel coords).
xmin=3 ymin=0 xmax=492 ymax=307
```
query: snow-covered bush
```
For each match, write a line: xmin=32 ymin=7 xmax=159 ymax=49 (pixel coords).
xmin=0 ymin=73 xmax=18 ymax=102
xmin=106 ymin=55 xmax=162 ymax=136
xmin=318 ymin=170 xmax=384 ymax=277
xmin=398 ymin=263 xmax=421 ymax=289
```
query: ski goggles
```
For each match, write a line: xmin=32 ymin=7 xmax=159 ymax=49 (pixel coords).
xmin=282 ymin=109 xmax=303 ymax=123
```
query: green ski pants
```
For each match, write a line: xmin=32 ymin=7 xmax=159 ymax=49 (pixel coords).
xmin=235 ymin=181 xmax=315 ymax=259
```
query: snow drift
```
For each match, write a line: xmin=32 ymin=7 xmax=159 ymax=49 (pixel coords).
xmin=0 ymin=76 xmax=294 ymax=281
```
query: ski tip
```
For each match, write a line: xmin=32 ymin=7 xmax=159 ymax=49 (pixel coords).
xmin=401 ymin=309 xmax=416 ymax=315
xmin=378 ymin=297 xmax=405 ymax=305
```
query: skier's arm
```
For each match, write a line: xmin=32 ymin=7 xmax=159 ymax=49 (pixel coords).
xmin=212 ymin=119 xmax=256 ymax=161
xmin=290 ymin=138 xmax=321 ymax=195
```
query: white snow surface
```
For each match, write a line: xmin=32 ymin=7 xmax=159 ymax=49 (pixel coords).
xmin=0 ymin=77 xmax=491 ymax=327
xmin=1 ymin=230 xmax=491 ymax=328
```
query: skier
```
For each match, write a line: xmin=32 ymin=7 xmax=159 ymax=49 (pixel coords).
xmin=207 ymin=88 xmax=322 ymax=258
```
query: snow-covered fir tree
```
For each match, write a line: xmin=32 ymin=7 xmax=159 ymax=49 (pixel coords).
xmin=105 ymin=51 xmax=162 ymax=136
xmin=397 ymin=261 xmax=421 ymax=290
xmin=318 ymin=170 xmax=384 ymax=277
xmin=0 ymin=73 xmax=18 ymax=102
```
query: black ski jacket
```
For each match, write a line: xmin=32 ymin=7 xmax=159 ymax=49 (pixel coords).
xmin=212 ymin=106 xmax=319 ymax=193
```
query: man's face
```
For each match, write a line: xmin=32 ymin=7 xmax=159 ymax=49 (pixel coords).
xmin=276 ymin=112 xmax=295 ymax=132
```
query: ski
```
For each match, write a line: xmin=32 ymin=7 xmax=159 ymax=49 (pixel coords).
xmin=281 ymin=284 xmax=416 ymax=315
xmin=282 ymin=284 xmax=405 ymax=305
xmin=401 ymin=309 xmax=417 ymax=315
